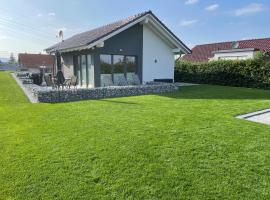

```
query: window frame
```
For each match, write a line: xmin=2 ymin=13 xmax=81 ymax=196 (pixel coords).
xmin=100 ymin=54 xmax=137 ymax=81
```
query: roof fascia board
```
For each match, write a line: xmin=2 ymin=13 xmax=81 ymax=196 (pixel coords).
xmin=147 ymin=15 xmax=190 ymax=53
xmin=144 ymin=22 xmax=177 ymax=49
xmin=147 ymin=14 xmax=191 ymax=53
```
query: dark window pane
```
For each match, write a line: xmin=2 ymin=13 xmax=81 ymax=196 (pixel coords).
xmin=113 ymin=55 xmax=125 ymax=73
xmin=73 ymin=56 xmax=81 ymax=85
xmin=81 ymin=55 xmax=87 ymax=85
xmin=100 ymin=54 xmax=112 ymax=74
xmin=126 ymin=56 xmax=136 ymax=73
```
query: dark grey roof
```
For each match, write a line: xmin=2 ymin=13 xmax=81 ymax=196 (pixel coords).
xmin=46 ymin=11 xmax=191 ymax=53
xmin=46 ymin=11 xmax=150 ymax=52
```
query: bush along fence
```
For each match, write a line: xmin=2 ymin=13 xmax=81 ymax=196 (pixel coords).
xmin=175 ymin=58 xmax=270 ymax=89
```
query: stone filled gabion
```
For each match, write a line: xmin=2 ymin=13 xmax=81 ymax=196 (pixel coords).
xmin=15 ymin=73 xmax=178 ymax=103
xmin=14 ymin=73 xmax=178 ymax=103
xmin=37 ymin=84 xmax=178 ymax=103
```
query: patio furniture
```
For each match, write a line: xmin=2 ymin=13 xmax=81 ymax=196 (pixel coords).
xmin=127 ymin=73 xmax=140 ymax=85
xmin=114 ymin=74 xmax=128 ymax=86
xmin=66 ymin=75 xmax=77 ymax=89
xmin=44 ymin=75 xmax=56 ymax=88
xmin=31 ymin=73 xmax=43 ymax=85
xmin=56 ymin=71 xmax=67 ymax=89
xmin=101 ymin=74 xmax=113 ymax=87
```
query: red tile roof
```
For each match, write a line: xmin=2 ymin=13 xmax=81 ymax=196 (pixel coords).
xmin=18 ymin=53 xmax=55 ymax=68
xmin=181 ymin=38 xmax=270 ymax=62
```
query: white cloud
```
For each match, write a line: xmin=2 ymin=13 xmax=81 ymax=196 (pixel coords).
xmin=0 ymin=35 xmax=9 ymax=40
xmin=234 ymin=3 xmax=264 ymax=16
xmin=206 ymin=4 xmax=219 ymax=11
xmin=179 ymin=19 xmax=198 ymax=27
xmin=241 ymin=37 xmax=255 ymax=40
xmin=4 ymin=16 xmax=13 ymax=20
xmin=185 ymin=0 xmax=199 ymax=5
xmin=37 ymin=13 xmax=43 ymax=17
xmin=48 ymin=12 xmax=56 ymax=17
xmin=187 ymin=43 xmax=196 ymax=48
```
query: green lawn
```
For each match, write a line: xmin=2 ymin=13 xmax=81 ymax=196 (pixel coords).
xmin=1 ymin=71 xmax=270 ymax=199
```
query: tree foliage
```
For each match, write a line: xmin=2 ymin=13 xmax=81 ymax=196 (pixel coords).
xmin=8 ymin=53 xmax=16 ymax=64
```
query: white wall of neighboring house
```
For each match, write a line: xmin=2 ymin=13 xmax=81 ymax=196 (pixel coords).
xmin=142 ymin=24 xmax=174 ymax=83
xmin=211 ymin=50 xmax=255 ymax=61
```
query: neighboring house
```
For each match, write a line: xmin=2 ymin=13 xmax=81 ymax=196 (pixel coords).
xmin=18 ymin=53 xmax=55 ymax=73
xmin=45 ymin=11 xmax=191 ymax=87
xmin=0 ymin=64 xmax=18 ymax=71
xmin=182 ymin=38 xmax=270 ymax=62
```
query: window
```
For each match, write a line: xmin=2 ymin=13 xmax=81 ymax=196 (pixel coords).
xmin=87 ymin=54 xmax=94 ymax=87
xmin=81 ymin=55 xmax=87 ymax=85
xmin=100 ymin=54 xmax=113 ymax=87
xmin=100 ymin=54 xmax=112 ymax=74
xmin=126 ymin=56 xmax=136 ymax=73
xmin=113 ymin=55 xmax=125 ymax=85
xmin=73 ymin=54 xmax=94 ymax=87
xmin=113 ymin=55 xmax=125 ymax=74
xmin=99 ymin=54 xmax=138 ymax=86
xmin=73 ymin=56 xmax=81 ymax=85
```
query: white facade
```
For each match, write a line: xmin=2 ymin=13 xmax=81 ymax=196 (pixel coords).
xmin=211 ymin=49 xmax=256 ymax=61
xmin=142 ymin=24 xmax=175 ymax=83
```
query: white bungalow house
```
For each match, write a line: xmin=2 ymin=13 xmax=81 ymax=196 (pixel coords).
xmin=182 ymin=38 xmax=270 ymax=62
xmin=45 ymin=11 xmax=191 ymax=87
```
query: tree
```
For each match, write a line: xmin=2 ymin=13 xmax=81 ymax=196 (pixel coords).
xmin=9 ymin=53 xmax=16 ymax=64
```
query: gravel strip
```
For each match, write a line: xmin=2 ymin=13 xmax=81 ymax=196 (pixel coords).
xmin=11 ymin=73 xmax=38 ymax=103
xmin=236 ymin=108 xmax=270 ymax=125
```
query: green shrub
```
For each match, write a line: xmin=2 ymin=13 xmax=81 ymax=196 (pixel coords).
xmin=175 ymin=58 xmax=270 ymax=89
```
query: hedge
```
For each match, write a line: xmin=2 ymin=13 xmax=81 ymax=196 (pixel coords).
xmin=175 ymin=59 xmax=270 ymax=89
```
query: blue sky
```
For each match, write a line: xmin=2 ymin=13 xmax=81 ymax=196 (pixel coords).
xmin=0 ymin=0 xmax=269 ymax=58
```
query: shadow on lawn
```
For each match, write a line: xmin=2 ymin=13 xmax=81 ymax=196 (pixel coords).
xmin=160 ymin=85 xmax=270 ymax=100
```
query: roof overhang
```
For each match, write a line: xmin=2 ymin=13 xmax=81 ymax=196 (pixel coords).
xmin=46 ymin=13 xmax=191 ymax=54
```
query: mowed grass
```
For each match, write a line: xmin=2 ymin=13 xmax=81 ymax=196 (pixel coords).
xmin=1 ymin=71 xmax=270 ymax=199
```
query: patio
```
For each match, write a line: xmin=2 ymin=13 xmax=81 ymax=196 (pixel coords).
xmin=12 ymin=72 xmax=179 ymax=103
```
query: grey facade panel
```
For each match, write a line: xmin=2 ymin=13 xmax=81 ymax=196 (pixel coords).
xmin=62 ymin=24 xmax=143 ymax=87
xmin=94 ymin=23 xmax=143 ymax=87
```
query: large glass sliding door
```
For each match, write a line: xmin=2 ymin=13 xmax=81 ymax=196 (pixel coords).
xmin=73 ymin=56 xmax=81 ymax=85
xmin=100 ymin=54 xmax=113 ymax=87
xmin=81 ymin=55 xmax=87 ymax=86
xmin=87 ymin=54 xmax=94 ymax=87
xmin=73 ymin=54 xmax=94 ymax=87
xmin=100 ymin=54 xmax=138 ymax=86
xmin=126 ymin=56 xmax=137 ymax=83
xmin=113 ymin=55 xmax=125 ymax=85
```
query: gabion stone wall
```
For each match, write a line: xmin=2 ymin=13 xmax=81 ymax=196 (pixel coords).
xmin=37 ymin=84 xmax=178 ymax=103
